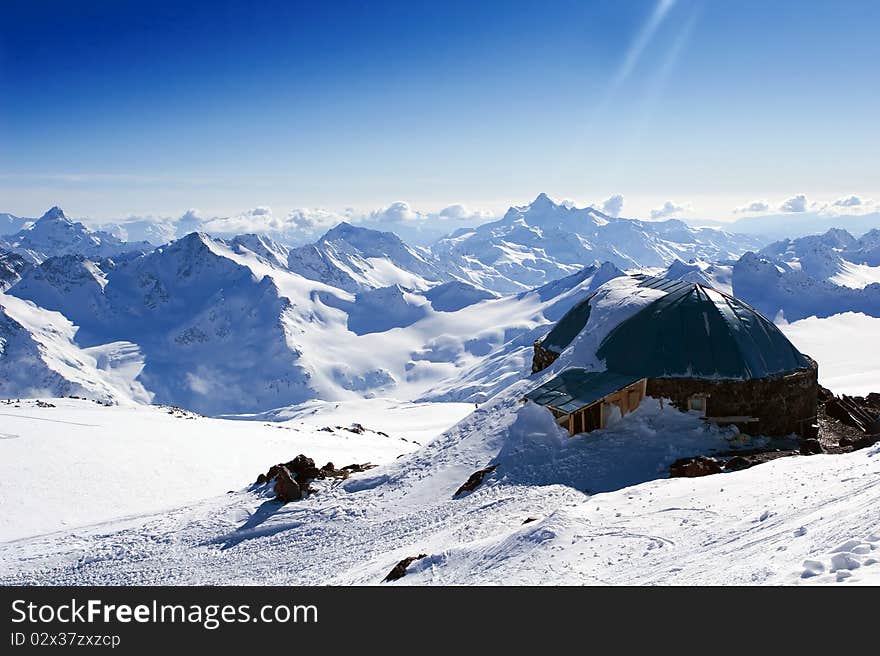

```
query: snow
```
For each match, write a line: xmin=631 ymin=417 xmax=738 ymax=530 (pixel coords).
xmin=0 ymin=294 xmax=137 ymax=402
xmin=780 ymin=312 xmax=880 ymax=395
xmin=0 ymin=398 xmax=469 ymax=542
xmin=432 ymin=194 xmax=759 ymax=294
xmin=560 ymin=276 xmax=667 ymax=372
xmin=2 ymin=203 xmax=879 ymax=587
xmin=2 ymin=390 xmax=878 ymax=586
xmin=830 ymin=260 xmax=880 ymax=289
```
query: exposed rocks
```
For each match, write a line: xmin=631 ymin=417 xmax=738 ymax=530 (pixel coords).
xmin=817 ymin=387 xmax=880 ymax=453
xmin=669 ymin=456 xmax=722 ymax=478
xmin=839 ymin=434 xmax=880 ymax=451
xmin=722 ymin=455 xmax=755 ymax=472
xmin=531 ymin=340 xmax=560 ymax=374
xmin=341 ymin=462 xmax=377 ymax=474
xmin=825 ymin=395 xmax=880 ymax=433
xmin=522 ymin=517 xmax=539 ymax=525
xmin=454 ymin=464 xmax=497 ymax=497
xmin=163 ymin=405 xmax=198 ymax=419
xmin=799 ymin=438 xmax=824 ymax=455
xmin=35 ymin=400 xmax=56 ymax=408
xmin=273 ymin=466 xmax=302 ymax=502
xmin=253 ymin=454 xmax=376 ymax=503
xmin=383 ymin=554 xmax=428 ymax=582
xmin=287 ymin=454 xmax=321 ymax=482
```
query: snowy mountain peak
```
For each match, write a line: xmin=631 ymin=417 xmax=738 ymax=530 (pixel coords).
xmin=318 ymin=221 xmax=405 ymax=249
xmin=287 ymin=221 xmax=444 ymax=293
xmin=529 ymin=192 xmax=555 ymax=209
xmin=36 ymin=206 xmax=70 ymax=224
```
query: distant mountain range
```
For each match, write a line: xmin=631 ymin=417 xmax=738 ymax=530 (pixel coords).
xmin=657 ymin=227 xmax=880 ymax=322
xmin=1 ymin=198 xmax=878 ymax=413
xmin=0 ymin=207 xmax=152 ymax=265
xmin=431 ymin=193 xmax=761 ymax=293
xmin=0 ymin=195 xmax=762 ymax=294
xmin=687 ymin=211 xmax=880 ymax=241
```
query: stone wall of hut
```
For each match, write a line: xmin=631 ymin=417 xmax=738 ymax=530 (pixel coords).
xmin=646 ymin=360 xmax=818 ymax=437
xmin=531 ymin=341 xmax=560 ymax=374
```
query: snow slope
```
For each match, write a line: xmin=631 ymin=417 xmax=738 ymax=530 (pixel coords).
xmin=0 ymin=294 xmax=138 ymax=402
xmin=0 ymin=213 xmax=31 ymax=236
xmin=287 ymin=222 xmax=444 ymax=293
xmin=0 ymin=398 xmax=471 ymax=542
xmin=2 ymin=390 xmax=877 ymax=585
xmin=660 ymin=258 xmax=734 ymax=295
xmin=779 ymin=312 xmax=880 ymax=395
xmin=732 ymin=252 xmax=880 ymax=321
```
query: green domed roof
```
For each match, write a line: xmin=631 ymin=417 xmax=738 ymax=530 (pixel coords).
xmin=595 ymin=276 xmax=811 ymax=380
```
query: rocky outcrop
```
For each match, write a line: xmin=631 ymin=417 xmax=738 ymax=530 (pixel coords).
xmin=273 ymin=466 xmax=301 ymax=502
xmin=454 ymin=464 xmax=497 ymax=497
xmin=669 ymin=456 xmax=722 ymax=478
xmin=531 ymin=340 xmax=560 ymax=374
xmin=254 ymin=454 xmax=377 ymax=503
xmin=384 ymin=554 xmax=428 ymax=582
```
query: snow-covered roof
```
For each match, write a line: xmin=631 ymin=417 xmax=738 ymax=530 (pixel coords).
xmin=524 ymin=369 xmax=643 ymax=414
xmin=539 ymin=274 xmax=812 ymax=382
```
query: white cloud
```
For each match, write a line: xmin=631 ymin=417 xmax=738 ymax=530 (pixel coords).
xmin=436 ymin=204 xmax=493 ymax=222
xmin=650 ymin=200 xmax=690 ymax=219
xmin=366 ymin=201 xmax=426 ymax=224
xmin=200 ymin=206 xmax=279 ymax=235
xmin=734 ymin=200 xmax=771 ymax=214
xmin=177 ymin=208 xmax=206 ymax=233
xmin=601 ymin=194 xmax=625 ymax=217
xmin=99 ymin=199 xmax=498 ymax=247
xmin=193 ymin=206 xmax=346 ymax=243
xmin=779 ymin=194 xmax=808 ymax=213
xmin=284 ymin=208 xmax=341 ymax=232
xmin=832 ymin=195 xmax=866 ymax=207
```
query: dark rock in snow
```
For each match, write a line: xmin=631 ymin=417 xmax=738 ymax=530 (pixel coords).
xmin=723 ymin=455 xmax=755 ymax=472
xmin=273 ymin=466 xmax=301 ymax=502
xmin=285 ymin=454 xmax=321 ymax=483
xmin=384 ymin=554 xmax=428 ymax=582
xmin=454 ymin=464 xmax=497 ymax=497
xmin=254 ymin=455 xmax=377 ymax=501
xmin=342 ymin=462 xmax=377 ymax=473
xmin=669 ymin=456 xmax=722 ymax=478
xmin=522 ymin=517 xmax=539 ymax=525
xmin=841 ymin=434 xmax=880 ymax=451
xmin=800 ymin=438 xmax=824 ymax=455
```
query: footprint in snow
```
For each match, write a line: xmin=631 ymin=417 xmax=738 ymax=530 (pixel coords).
xmin=801 ymin=532 xmax=880 ymax=581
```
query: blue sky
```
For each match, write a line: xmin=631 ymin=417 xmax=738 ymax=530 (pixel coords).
xmin=1 ymin=0 xmax=878 ymax=230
